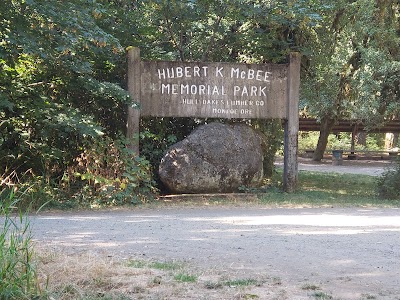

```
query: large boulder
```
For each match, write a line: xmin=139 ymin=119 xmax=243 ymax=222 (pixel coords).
xmin=159 ymin=122 xmax=266 ymax=193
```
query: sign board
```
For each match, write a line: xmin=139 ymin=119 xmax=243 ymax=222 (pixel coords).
xmin=127 ymin=48 xmax=300 ymax=192
xmin=140 ymin=61 xmax=289 ymax=119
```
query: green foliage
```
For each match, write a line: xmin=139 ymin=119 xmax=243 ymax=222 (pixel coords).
xmin=148 ymin=260 xmax=182 ymax=271
xmin=311 ymin=291 xmax=333 ymax=299
xmin=0 ymin=0 xmax=128 ymax=181
xmin=126 ymin=259 xmax=147 ymax=269
xmin=0 ymin=0 xmax=160 ymax=204
xmin=126 ymin=259 xmax=185 ymax=271
xmin=136 ymin=0 xmax=322 ymax=63
xmin=140 ymin=117 xmax=199 ymax=190
xmin=223 ymin=278 xmax=261 ymax=287
xmin=301 ymin=0 xmax=400 ymax=125
xmin=0 ymin=188 xmax=42 ymax=299
xmin=63 ymin=135 xmax=157 ymax=206
xmin=298 ymin=132 xmax=320 ymax=150
xmin=254 ymin=119 xmax=283 ymax=177
xmin=377 ymin=159 xmax=400 ymax=199
xmin=174 ymin=273 xmax=197 ymax=283
xmin=0 ymin=170 xmax=54 ymax=211
xmin=299 ymin=131 xmax=385 ymax=151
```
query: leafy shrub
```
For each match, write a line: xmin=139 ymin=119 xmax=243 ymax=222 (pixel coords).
xmin=255 ymin=119 xmax=283 ymax=178
xmin=0 ymin=188 xmax=42 ymax=299
xmin=377 ymin=160 xmax=400 ymax=199
xmin=299 ymin=132 xmax=385 ymax=152
xmin=140 ymin=117 xmax=199 ymax=192
xmin=298 ymin=131 xmax=320 ymax=150
xmin=327 ymin=133 xmax=352 ymax=150
xmin=63 ymin=135 xmax=157 ymax=206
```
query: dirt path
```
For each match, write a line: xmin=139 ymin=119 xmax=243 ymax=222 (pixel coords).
xmin=275 ymin=157 xmax=393 ymax=176
xmin=31 ymin=206 xmax=400 ymax=299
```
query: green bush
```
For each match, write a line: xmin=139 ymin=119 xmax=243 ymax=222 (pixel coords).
xmin=0 ymin=188 xmax=43 ymax=299
xmin=63 ymin=135 xmax=157 ymax=206
xmin=140 ymin=117 xmax=199 ymax=192
xmin=298 ymin=131 xmax=320 ymax=150
xmin=299 ymin=132 xmax=385 ymax=152
xmin=255 ymin=119 xmax=283 ymax=178
xmin=377 ymin=160 xmax=400 ymax=199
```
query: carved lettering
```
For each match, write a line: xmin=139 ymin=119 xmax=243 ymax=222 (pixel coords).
xmin=158 ymin=66 xmax=208 ymax=79
xmin=212 ymin=108 xmax=238 ymax=114
xmin=230 ymin=67 xmax=271 ymax=82
xmin=161 ymin=84 xmax=227 ymax=96
xmin=215 ymin=66 xmax=224 ymax=77
xmin=144 ymin=61 xmax=289 ymax=119
xmin=233 ymin=85 xmax=268 ymax=97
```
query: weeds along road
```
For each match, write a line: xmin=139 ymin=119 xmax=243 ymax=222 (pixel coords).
xmin=30 ymin=206 xmax=400 ymax=299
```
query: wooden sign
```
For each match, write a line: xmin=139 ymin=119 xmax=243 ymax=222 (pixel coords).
xmin=140 ymin=61 xmax=288 ymax=119
xmin=127 ymin=48 xmax=300 ymax=192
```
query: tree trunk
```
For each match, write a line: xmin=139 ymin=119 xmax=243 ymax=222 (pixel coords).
xmin=312 ymin=42 xmax=362 ymax=162
xmin=394 ymin=133 xmax=399 ymax=148
xmin=357 ymin=132 xmax=367 ymax=146
xmin=385 ymin=133 xmax=395 ymax=150
xmin=313 ymin=117 xmax=335 ymax=161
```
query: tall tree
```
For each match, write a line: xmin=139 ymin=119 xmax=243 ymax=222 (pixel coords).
xmin=301 ymin=0 xmax=400 ymax=160
xmin=0 ymin=0 xmax=131 ymax=177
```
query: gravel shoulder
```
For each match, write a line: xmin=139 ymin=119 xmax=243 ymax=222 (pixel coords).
xmin=31 ymin=206 xmax=400 ymax=299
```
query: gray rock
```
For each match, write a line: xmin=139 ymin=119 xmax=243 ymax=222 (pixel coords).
xmin=159 ymin=122 xmax=266 ymax=193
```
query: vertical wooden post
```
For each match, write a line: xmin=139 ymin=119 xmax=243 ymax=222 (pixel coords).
xmin=351 ymin=124 xmax=358 ymax=154
xmin=126 ymin=47 xmax=141 ymax=155
xmin=283 ymin=52 xmax=301 ymax=192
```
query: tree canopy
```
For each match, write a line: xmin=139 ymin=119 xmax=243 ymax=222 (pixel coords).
xmin=300 ymin=0 xmax=399 ymax=159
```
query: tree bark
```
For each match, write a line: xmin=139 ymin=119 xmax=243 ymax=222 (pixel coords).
xmin=357 ymin=132 xmax=367 ymax=146
xmin=394 ymin=133 xmax=399 ymax=148
xmin=385 ymin=133 xmax=395 ymax=150
xmin=313 ymin=117 xmax=335 ymax=161
xmin=312 ymin=45 xmax=362 ymax=161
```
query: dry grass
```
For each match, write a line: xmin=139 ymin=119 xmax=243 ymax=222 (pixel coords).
xmin=34 ymin=244 xmax=304 ymax=300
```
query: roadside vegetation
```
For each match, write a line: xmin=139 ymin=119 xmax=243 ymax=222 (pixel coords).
xmin=34 ymin=250 xmax=286 ymax=300
xmin=260 ymin=168 xmax=400 ymax=207
xmin=377 ymin=161 xmax=400 ymax=200
xmin=0 ymin=188 xmax=42 ymax=299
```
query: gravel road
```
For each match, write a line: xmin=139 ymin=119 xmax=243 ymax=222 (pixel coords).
xmin=275 ymin=157 xmax=394 ymax=176
xmin=30 ymin=206 xmax=400 ymax=299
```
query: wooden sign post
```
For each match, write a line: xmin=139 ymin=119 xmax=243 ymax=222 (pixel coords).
xmin=126 ymin=47 xmax=141 ymax=155
xmin=127 ymin=47 xmax=300 ymax=192
xmin=284 ymin=53 xmax=301 ymax=193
